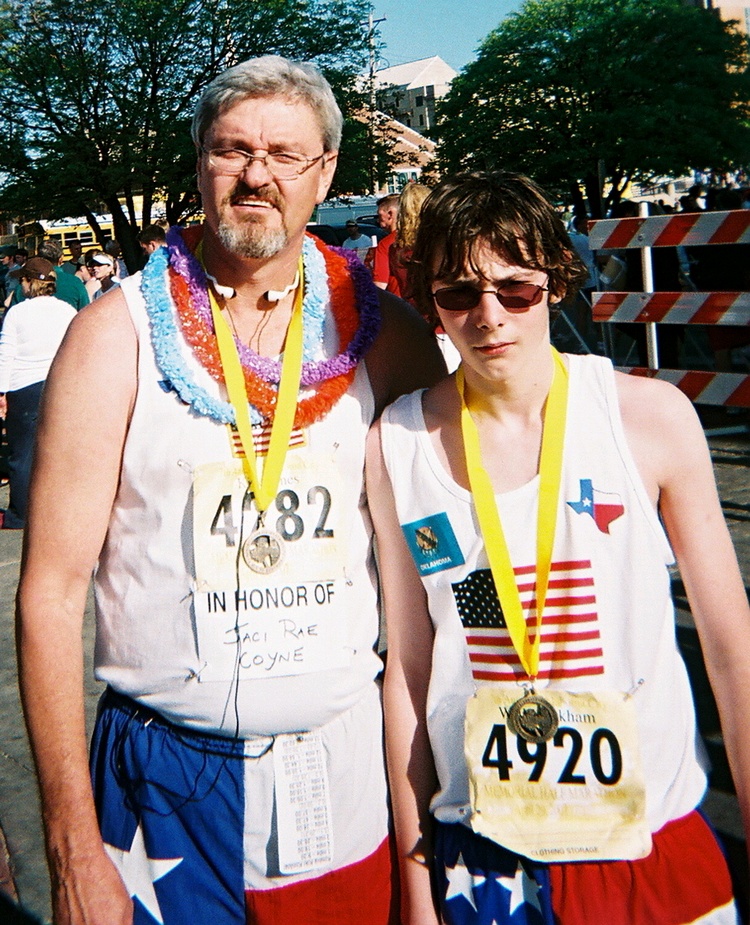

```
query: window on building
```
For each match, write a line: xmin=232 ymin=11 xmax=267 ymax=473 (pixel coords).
xmin=419 ymin=114 xmax=424 ymax=126
xmin=415 ymin=95 xmax=423 ymax=107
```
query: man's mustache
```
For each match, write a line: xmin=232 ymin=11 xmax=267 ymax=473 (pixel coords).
xmin=224 ymin=179 xmax=283 ymax=210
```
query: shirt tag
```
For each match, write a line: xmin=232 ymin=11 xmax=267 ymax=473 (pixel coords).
xmin=464 ymin=687 xmax=651 ymax=862
xmin=274 ymin=731 xmax=334 ymax=874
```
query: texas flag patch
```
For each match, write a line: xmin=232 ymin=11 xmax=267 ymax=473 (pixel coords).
xmin=567 ymin=479 xmax=625 ymax=534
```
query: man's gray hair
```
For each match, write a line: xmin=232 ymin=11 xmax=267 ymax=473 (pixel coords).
xmin=37 ymin=239 xmax=63 ymax=263
xmin=192 ymin=55 xmax=343 ymax=153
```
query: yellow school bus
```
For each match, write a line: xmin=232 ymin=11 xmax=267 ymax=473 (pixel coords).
xmin=16 ymin=217 xmax=116 ymax=260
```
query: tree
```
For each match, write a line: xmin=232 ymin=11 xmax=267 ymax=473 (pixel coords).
xmin=436 ymin=0 xmax=750 ymax=217
xmin=0 ymin=0 xmax=376 ymax=269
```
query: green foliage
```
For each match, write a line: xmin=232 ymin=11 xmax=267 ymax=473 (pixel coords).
xmin=0 ymin=0 xmax=374 ymax=265
xmin=436 ymin=0 xmax=750 ymax=215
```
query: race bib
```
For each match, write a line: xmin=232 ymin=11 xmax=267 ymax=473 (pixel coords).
xmin=192 ymin=453 xmax=351 ymax=681
xmin=464 ymin=688 xmax=651 ymax=862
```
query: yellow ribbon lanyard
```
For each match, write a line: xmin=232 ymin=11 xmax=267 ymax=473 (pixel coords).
xmin=457 ymin=348 xmax=569 ymax=681
xmin=205 ymin=251 xmax=305 ymax=514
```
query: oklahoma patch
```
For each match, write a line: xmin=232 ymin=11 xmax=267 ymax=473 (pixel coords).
xmin=402 ymin=512 xmax=465 ymax=576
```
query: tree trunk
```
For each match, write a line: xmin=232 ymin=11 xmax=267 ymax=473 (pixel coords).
xmin=105 ymin=196 xmax=141 ymax=274
xmin=584 ymin=171 xmax=604 ymax=219
xmin=569 ymin=180 xmax=587 ymax=219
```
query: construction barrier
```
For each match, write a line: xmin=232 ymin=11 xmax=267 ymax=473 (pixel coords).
xmin=588 ymin=208 xmax=750 ymax=408
xmin=589 ymin=210 xmax=750 ymax=250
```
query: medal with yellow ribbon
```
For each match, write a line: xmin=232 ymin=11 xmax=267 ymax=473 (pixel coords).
xmin=457 ymin=347 xmax=569 ymax=742
xmin=205 ymin=252 xmax=305 ymax=574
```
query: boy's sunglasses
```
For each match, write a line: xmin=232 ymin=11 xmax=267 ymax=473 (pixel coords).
xmin=432 ymin=282 xmax=548 ymax=313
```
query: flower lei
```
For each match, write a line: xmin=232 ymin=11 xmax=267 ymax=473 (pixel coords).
xmin=141 ymin=225 xmax=381 ymax=429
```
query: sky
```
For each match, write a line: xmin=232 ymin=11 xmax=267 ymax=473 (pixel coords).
xmin=371 ymin=0 xmax=524 ymax=73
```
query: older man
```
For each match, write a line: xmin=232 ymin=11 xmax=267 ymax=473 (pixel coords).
xmin=18 ymin=56 xmax=444 ymax=925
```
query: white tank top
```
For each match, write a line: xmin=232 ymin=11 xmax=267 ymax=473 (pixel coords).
xmin=380 ymin=353 xmax=707 ymax=834
xmin=94 ymin=271 xmax=382 ymax=738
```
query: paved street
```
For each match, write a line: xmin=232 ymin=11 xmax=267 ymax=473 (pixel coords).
xmin=0 ymin=411 xmax=749 ymax=924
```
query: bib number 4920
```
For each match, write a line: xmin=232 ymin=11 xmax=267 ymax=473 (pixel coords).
xmin=482 ymin=723 xmax=623 ymax=786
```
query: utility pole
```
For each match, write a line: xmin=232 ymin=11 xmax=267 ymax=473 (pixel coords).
xmin=364 ymin=11 xmax=386 ymax=195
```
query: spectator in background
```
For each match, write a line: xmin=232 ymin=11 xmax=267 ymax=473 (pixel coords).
xmin=688 ymin=187 xmax=750 ymax=372
xmin=77 ymin=251 xmax=96 ymax=299
xmin=3 ymin=249 xmax=28 ymax=309
xmin=60 ymin=238 xmax=83 ymax=275
xmin=88 ymin=251 xmax=120 ymax=299
xmin=373 ymin=192 xmax=400 ymax=295
xmin=10 ymin=240 xmax=89 ymax=311
xmin=568 ymin=215 xmax=597 ymax=296
xmin=390 ymin=182 xmax=460 ymax=372
xmin=567 ymin=214 xmax=601 ymax=351
xmin=0 ymin=244 xmax=15 ymax=303
xmin=0 ymin=257 xmax=75 ymax=529
xmin=104 ymin=239 xmax=129 ymax=279
xmin=389 ymin=183 xmax=430 ymax=306
xmin=341 ymin=220 xmax=373 ymax=262
xmin=138 ymin=224 xmax=168 ymax=259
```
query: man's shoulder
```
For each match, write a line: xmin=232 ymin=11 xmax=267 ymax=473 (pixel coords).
xmin=366 ymin=290 xmax=447 ymax=415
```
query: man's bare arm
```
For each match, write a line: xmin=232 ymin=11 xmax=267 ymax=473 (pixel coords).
xmin=17 ymin=290 xmax=137 ymax=924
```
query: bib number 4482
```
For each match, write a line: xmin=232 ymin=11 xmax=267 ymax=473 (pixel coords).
xmin=210 ymin=485 xmax=334 ymax=547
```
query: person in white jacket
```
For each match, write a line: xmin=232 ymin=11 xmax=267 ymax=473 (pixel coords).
xmin=0 ymin=256 xmax=75 ymax=528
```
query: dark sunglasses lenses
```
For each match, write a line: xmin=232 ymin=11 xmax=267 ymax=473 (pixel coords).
xmin=433 ymin=282 xmax=546 ymax=313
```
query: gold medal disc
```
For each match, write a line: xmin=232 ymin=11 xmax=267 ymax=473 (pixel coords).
xmin=507 ymin=692 xmax=559 ymax=743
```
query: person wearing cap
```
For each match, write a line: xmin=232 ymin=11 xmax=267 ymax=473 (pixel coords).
xmin=341 ymin=219 xmax=374 ymax=260
xmin=0 ymin=257 xmax=75 ymax=528
xmin=86 ymin=250 xmax=120 ymax=300
xmin=2 ymin=247 xmax=28 ymax=308
xmin=104 ymin=239 xmax=129 ymax=279
xmin=0 ymin=244 xmax=15 ymax=302
xmin=8 ymin=240 xmax=89 ymax=312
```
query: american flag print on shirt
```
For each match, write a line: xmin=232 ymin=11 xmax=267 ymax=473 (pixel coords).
xmin=451 ymin=561 xmax=604 ymax=683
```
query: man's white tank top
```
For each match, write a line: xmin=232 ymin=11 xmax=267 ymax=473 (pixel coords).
xmin=94 ymin=272 xmax=382 ymax=738
xmin=380 ymin=353 xmax=708 ymax=834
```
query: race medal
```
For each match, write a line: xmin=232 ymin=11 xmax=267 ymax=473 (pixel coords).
xmin=465 ymin=686 xmax=651 ymax=862
xmin=243 ymin=526 xmax=285 ymax=574
xmin=507 ymin=690 xmax=559 ymax=743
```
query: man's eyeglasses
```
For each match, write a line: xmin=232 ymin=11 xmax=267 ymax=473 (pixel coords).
xmin=202 ymin=147 xmax=327 ymax=180
xmin=432 ymin=282 xmax=549 ymax=313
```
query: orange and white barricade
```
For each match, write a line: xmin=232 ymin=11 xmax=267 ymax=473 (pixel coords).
xmin=588 ymin=208 xmax=750 ymax=407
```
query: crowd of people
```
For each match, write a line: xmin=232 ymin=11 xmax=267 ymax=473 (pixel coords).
xmin=0 ymin=225 xmax=168 ymax=529
xmin=0 ymin=53 xmax=748 ymax=925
